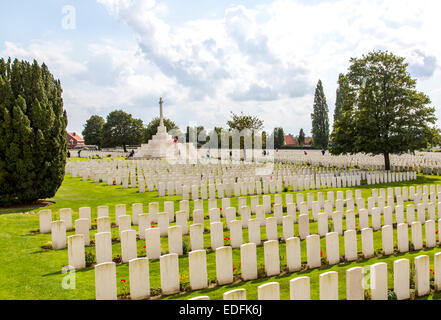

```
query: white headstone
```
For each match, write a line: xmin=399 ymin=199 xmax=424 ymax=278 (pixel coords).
xmin=290 ymin=276 xmax=310 ymax=300
xmin=346 ymin=267 xmax=364 ymax=300
xmin=306 ymin=234 xmax=321 ymax=269
xmin=216 ymin=246 xmax=233 ymax=285
xmin=160 ymin=254 xmax=180 ymax=295
xmin=189 ymin=250 xmax=208 ymax=290
xmin=95 ymin=262 xmax=117 ymax=300
xmin=320 ymin=271 xmax=338 ymax=300
xmin=258 ymin=282 xmax=280 ymax=300
xmin=371 ymin=262 xmax=388 ymax=300
xmin=145 ymin=228 xmax=161 ymax=260
xmin=240 ymin=243 xmax=257 ymax=281
xmin=264 ymin=240 xmax=280 ymax=277
xmin=415 ymin=255 xmax=430 ymax=297
xmin=394 ymin=259 xmax=410 ymax=300
xmin=95 ymin=232 xmax=112 ymax=264
xmin=129 ymin=258 xmax=150 ymax=300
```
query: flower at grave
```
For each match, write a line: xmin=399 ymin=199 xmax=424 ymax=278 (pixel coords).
xmin=220 ymin=208 xmax=222 ymax=211
xmin=233 ymin=266 xmax=237 ymax=271
xmin=436 ymin=230 xmax=439 ymax=235
xmin=120 ymin=279 xmax=126 ymax=283
xmin=143 ymin=245 xmax=146 ymax=248
xmin=320 ymin=251 xmax=323 ymax=257
xmin=271 ymin=202 xmax=275 ymax=205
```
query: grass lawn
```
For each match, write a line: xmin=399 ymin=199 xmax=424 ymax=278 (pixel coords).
xmin=1 ymin=173 xmax=441 ymax=300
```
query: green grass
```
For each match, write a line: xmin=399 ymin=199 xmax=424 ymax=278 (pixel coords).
xmin=0 ymin=173 xmax=441 ymax=300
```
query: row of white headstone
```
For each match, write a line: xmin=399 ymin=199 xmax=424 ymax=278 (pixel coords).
xmin=275 ymin=149 xmax=441 ymax=172
xmin=43 ymin=184 xmax=441 ymax=251
xmin=41 ymin=181 xmax=439 ymax=232
xmin=66 ymin=158 xmax=416 ymax=198
xmin=191 ymin=253 xmax=441 ymax=300
xmin=145 ymin=170 xmax=415 ymax=198
xmin=64 ymin=201 xmax=441 ymax=267
xmin=74 ymin=216 xmax=441 ymax=299
xmin=94 ymin=245 xmax=441 ymax=300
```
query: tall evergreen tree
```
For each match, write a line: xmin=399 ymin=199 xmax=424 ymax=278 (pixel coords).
xmin=333 ymin=73 xmax=347 ymax=124
xmin=0 ymin=58 xmax=67 ymax=205
xmin=298 ymin=128 xmax=305 ymax=146
xmin=273 ymin=127 xmax=285 ymax=149
xmin=186 ymin=126 xmax=206 ymax=147
xmin=262 ymin=131 xmax=267 ymax=149
xmin=212 ymin=127 xmax=223 ymax=148
xmin=311 ymin=80 xmax=330 ymax=149
xmin=82 ymin=115 xmax=105 ymax=147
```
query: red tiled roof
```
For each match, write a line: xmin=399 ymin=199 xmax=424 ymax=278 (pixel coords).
xmin=284 ymin=135 xmax=297 ymax=146
xmin=68 ymin=132 xmax=84 ymax=142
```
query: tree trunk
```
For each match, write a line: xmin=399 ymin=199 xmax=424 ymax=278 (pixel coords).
xmin=123 ymin=144 xmax=127 ymax=153
xmin=384 ymin=152 xmax=390 ymax=171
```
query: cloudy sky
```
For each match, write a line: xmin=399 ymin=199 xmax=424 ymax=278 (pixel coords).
xmin=1 ymin=0 xmax=441 ymax=136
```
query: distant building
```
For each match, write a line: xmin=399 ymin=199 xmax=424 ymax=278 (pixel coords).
xmin=67 ymin=132 xmax=85 ymax=148
xmin=284 ymin=134 xmax=298 ymax=146
xmin=304 ymin=137 xmax=313 ymax=146
xmin=283 ymin=134 xmax=313 ymax=147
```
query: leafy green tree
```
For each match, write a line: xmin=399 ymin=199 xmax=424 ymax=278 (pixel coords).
xmin=227 ymin=111 xmax=264 ymax=132
xmin=428 ymin=127 xmax=441 ymax=148
xmin=0 ymin=58 xmax=67 ymax=206
xmin=144 ymin=117 xmax=178 ymax=142
xmin=330 ymin=50 xmax=438 ymax=170
xmin=311 ymin=79 xmax=330 ymax=149
xmin=82 ymin=115 xmax=105 ymax=147
xmin=298 ymin=128 xmax=306 ymax=146
xmin=226 ymin=112 xmax=264 ymax=150
xmin=102 ymin=110 xmax=144 ymax=152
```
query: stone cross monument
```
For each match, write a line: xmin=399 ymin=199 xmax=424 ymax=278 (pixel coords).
xmin=159 ymin=97 xmax=164 ymax=127
xmin=132 ymin=96 xmax=198 ymax=159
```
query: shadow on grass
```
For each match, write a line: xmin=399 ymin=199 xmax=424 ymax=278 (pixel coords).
xmin=357 ymin=175 xmax=440 ymax=190
xmin=0 ymin=200 xmax=55 ymax=215
xmin=42 ymin=265 xmax=96 ymax=277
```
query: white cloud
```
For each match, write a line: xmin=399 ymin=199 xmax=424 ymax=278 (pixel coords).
xmin=5 ymin=0 xmax=441 ymax=136
xmin=93 ymin=0 xmax=441 ymax=136
xmin=1 ymin=41 xmax=87 ymax=77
